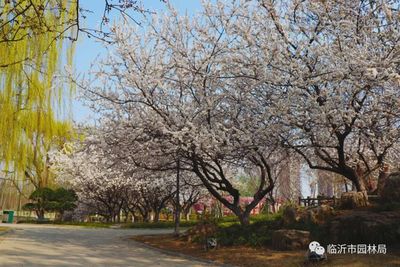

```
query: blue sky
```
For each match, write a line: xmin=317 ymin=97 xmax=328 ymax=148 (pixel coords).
xmin=72 ymin=1 xmax=203 ymax=123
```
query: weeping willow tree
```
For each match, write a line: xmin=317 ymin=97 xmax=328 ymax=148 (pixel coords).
xmin=0 ymin=0 xmax=78 ymax=209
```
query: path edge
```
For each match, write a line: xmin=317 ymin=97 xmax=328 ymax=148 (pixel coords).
xmin=124 ymin=236 xmax=235 ymax=267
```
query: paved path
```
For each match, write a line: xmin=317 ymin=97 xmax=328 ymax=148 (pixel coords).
xmin=0 ymin=224 xmax=218 ymax=267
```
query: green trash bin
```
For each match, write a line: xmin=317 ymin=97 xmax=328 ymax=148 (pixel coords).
xmin=2 ymin=210 xmax=14 ymax=223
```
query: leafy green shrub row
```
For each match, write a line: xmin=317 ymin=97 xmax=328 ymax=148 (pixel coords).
xmin=216 ymin=223 xmax=272 ymax=246
xmin=212 ymin=210 xmax=330 ymax=247
xmin=215 ymin=213 xmax=282 ymax=247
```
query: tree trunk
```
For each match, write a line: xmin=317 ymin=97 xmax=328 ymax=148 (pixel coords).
xmin=353 ymin=175 xmax=367 ymax=193
xmin=59 ymin=211 xmax=64 ymax=222
xmin=344 ymin=178 xmax=349 ymax=192
xmin=153 ymin=210 xmax=161 ymax=223
xmin=192 ymin=157 xmax=274 ymax=227
xmin=238 ymin=212 xmax=250 ymax=226
xmin=377 ymin=164 xmax=390 ymax=194
xmin=143 ymin=212 xmax=150 ymax=222
xmin=271 ymin=200 xmax=276 ymax=213
xmin=350 ymin=172 xmax=369 ymax=204
xmin=138 ymin=206 xmax=150 ymax=222
xmin=36 ymin=209 xmax=45 ymax=221
xmin=345 ymin=167 xmax=367 ymax=193
xmin=183 ymin=208 xmax=190 ymax=221
xmin=123 ymin=210 xmax=129 ymax=223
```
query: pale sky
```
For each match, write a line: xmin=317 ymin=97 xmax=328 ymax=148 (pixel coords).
xmin=72 ymin=1 xmax=204 ymax=123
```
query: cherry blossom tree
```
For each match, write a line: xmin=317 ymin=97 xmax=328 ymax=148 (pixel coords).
xmin=53 ymin=133 xmax=184 ymax=223
xmin=81 ymin=2 xmax=286 ymax=225
xmin=136 ymin=174 xmax=176 ymax=222
xmin=77 ymin=0 xmax=400 ymax=223
xmin=236 ymin=0 xmax=400 ymax=194
xmin=53 ymin=139 xmax=127 ymax=222
xmin=169 ymin=172 xmax=208 ymax=221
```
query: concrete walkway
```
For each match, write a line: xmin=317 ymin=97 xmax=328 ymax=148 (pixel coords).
xmin=0 ymin=224 xmax=219 ymax=267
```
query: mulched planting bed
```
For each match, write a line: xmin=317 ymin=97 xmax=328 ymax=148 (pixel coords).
xmin=132 ymin=234 xmax=400 ymax=267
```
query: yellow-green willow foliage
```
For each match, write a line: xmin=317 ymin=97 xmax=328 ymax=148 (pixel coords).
xmin=0 ymin=1 xmax=77 ymax=183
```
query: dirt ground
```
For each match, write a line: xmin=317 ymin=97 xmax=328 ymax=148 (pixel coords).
xmin=132 ymin=234 xmax=400 ymax=267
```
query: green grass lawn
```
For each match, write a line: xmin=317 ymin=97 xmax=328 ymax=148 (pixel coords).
xmin=53 ymin=220 xmax=197 ymax=229
xmin=15 ymin=213 xmax=282 ymax=230
xmin=216 ymin=213 xmax=282 ymax=227
xmin=17 ymin=220 xmax=114 ymax=228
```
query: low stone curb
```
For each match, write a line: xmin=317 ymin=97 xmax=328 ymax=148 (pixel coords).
xmin=124 ymin=236 xmax=235 ymax=267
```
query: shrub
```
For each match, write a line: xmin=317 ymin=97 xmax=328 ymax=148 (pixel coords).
xmin=212 ymin=211 xmax=330 ymax=247
xmin=372 ymin=202 xmax=400 ymax=212
xmin=215 ymin=213 xmax=281 ymax=247
xmin=22 ymin=187 xmax=77 ymax=221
